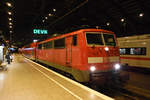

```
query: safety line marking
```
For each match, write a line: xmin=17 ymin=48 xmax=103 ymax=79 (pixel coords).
xmin=27 ymin=62 xmax=82 ymax=100
xmin=25 ymin=58 xmax=114 ymax=100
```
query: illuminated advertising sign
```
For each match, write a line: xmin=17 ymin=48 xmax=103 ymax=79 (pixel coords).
xmin=33 ymin=29 xmax=48 ymax=34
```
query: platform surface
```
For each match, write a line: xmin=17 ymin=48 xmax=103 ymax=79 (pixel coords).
xmin=0 ymin=54 xmax=113 ymax=100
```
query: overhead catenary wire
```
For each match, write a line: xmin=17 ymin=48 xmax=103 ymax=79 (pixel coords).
xmin=46 ymin=0 xmax=88 ymax=28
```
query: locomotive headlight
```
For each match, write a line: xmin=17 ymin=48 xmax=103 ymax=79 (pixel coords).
xmin=114 ymin=63 xmax=121 ymax=70
xmin=90 ymin=66 xmax=96 ymax=72
xmin=104 ymin=47 xmax=109 ymax=51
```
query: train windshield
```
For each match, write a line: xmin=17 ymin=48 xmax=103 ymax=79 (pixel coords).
xmin=86 ymin=33 xmax=116 ymax=46
xmin=86 ymin=33 xmax=104 ymax=45
xmin=103 ymin=34 xmax=116 ymax=46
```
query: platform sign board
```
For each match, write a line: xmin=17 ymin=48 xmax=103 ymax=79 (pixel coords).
xmin=33 ymin=29 xmax=48 ymax=35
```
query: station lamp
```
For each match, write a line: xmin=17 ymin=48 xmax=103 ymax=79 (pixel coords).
xmin=9 ymin=26 xmax=12 ymax=28
xmin=8 ymin=12 xmax=12 ymax=15
xmin=48 ymin=13 xmax=52 ymax=16
xmin=121 ymin=18 xmax=125 ymax=22
xmin=9 ymin=22 xmax=13 ymax=25
xmin=33 ymin=39 xmax=38 ymax=43
xmin=53 ymin=8 xmax=56 ymax=12
xmin=6 ymin=2 xmax=12 ymax=7
xmin=139 ymin=13 xmax=144 ymax=17
xmin=45 ymin=17 xmax=48 ymax=19
xmin=106 ymin=22 xmax=110 ymax=26
xmin=9 ymin=18 xmax=12 ymax=21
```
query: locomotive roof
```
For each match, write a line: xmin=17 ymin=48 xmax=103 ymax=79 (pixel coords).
xmin=38 ymin=28 xmax=114 ymax=44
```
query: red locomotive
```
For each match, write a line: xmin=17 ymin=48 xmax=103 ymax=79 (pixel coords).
xmin=21 ymin=29 xmax=129 ymax=84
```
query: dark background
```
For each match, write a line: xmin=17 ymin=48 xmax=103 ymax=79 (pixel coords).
xmin=0 ymin=0 xmax=150 ymax=47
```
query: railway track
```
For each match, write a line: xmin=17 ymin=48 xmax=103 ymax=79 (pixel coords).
xmin=91 ymin=84 xmax=150 ymax=100
xmin=114 ymin=87 xmax=150 ymax=100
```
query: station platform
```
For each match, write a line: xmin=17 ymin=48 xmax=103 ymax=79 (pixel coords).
xmin=0 ymin=54 xmax=114 ymax=100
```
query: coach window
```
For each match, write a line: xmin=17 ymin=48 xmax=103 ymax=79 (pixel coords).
xmin=141 ymin=48 xmax=146 ymax=55
xmin=125 ymin=48 xmax=130 ymax=55
xmin=43 ymin=43 xmax=46 ymax=49
xmin=120 ymin=48 xmax=126 ymax=55
xmin=73 ymin=35 xmax=77 ymax=46
xmin=45 ymin=42 xmax=48 ymax=49
xmin=130 ymin=47 xmax=146 ymax=55
xmin=45 ymin=43 xmax=48 ymax=49
xmin=38 ymin=44 xmax=42 ymax=49
xmin=41 ymin=44 xmax=44 ymax=49
xmin=54 ymin=38 xmax=65 ymax=48
xmin=47 ymin=41 xmax=53 ymax=49
xmin=120 ymin=48 xmax=130 ymax=55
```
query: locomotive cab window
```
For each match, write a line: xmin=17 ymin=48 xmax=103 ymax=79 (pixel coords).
xmin=103 ymin=34 xmax=116 ymax=46
xmin=86 ymin=33 xmax=103 ymax=46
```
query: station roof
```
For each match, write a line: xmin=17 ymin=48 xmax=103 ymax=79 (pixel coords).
xmin=0 ymin=0 xmax=150 ymax=47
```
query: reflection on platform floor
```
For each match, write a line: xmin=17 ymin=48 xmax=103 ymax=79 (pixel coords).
xmin=0 ymin=54 xmax=113 ymax=100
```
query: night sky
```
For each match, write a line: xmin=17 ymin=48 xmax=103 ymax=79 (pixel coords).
xmin=1 ymin=0 xmax=150 ymax=47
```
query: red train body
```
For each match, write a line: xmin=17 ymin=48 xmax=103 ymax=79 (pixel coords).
xmin=21 ymin=42 xmax=37 ymax=60
xmin=21 ymin=29 xmax=128 ymax=83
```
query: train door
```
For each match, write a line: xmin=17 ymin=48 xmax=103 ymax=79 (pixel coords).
xmin=66 ymin=36 xmax=72 ymax=65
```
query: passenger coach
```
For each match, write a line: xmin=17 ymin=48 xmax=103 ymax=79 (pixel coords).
xmin=118 ymin=34 xmax=150 ymax=69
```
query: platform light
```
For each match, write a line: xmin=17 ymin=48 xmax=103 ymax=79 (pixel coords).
xmin=121 ymin=18 xmax=125 ymax=22
xmin=53 ymin=8 xmax=56 ymax=12
xmin=139 ymin=13 xmax=144 ymax=17
xmin=33 ymin=39 xmax=38 ymax=43
xmin=9 ymin=18 xmax=12 ymax=20
xmin=42 ymin=20 xmax=45 ymax=22
xmin=6 ymin=2 xmax=12 ymax=7
xmin=45 ymin=17 xmax=48 ymax=19
xmin=10 ymin=31 xmax=12 ymax=33
xmin=9 ymin=22 xmax=13 ymax=25
xmin=106 ymin=22 xmax=110 ymax=26
xmin=90 ymin=66 xmax=96 ymax=72
xmin=8 ymin=12 xmax=12 ymax=15
xmin=9 ymin=26 xmax=12 ymax=28
xmin=48 ymin=13 xmax=52 ymax=16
